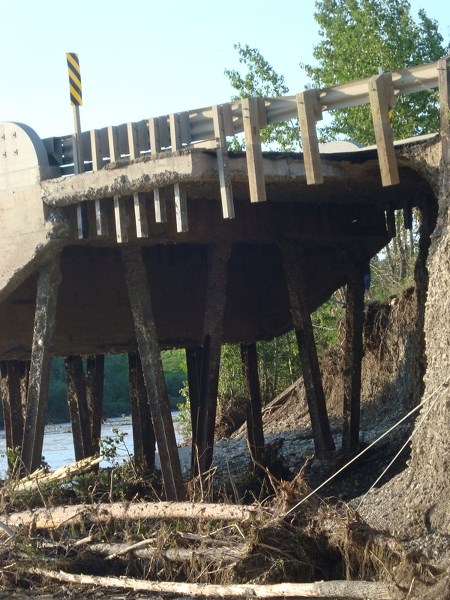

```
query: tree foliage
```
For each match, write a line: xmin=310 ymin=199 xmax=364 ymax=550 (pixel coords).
xmin=303 ymin=0 xmax=445 ymax=144
xmin=224 ymin=43 xmax=300 ymax=151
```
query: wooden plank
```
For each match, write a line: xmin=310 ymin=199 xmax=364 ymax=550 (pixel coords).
xmin=127 ymin=122 xmax=140 ymax=160
xmin=242 ymin=97 xmax=266 ymax=203
xmin=21 ymin=258 xmax=61 ymax=474
xmin=280 ymin=242 xmax=335 ymax=458
xmin=107 ymin=125 xmax=120 ymax=162
xmin=170 ymin=113 xmax=189 ymax=232
xmin=148 ymin=117 xmax=167 ymax=223
xmin=122 ymin=246 xmax=185 ymax=500
xmin=90 ymin=129 xmax=109 ymax=236
xmin=341 ymin=263 xmax=365 ymax=456
xmin=240 ymin=343 xmax=265 ymax=468
xmin=212 ymin=104 xmax=235 ymax=219
xmin=368 ymin=73 xmax=400 ymax=186
xmin=296 ymin=90 xmax=323 ymax=185
xmin=113 ymin=195 xmax=129 ymax=243
xmin=134 ymin=193 xmax=149 ymax=238
xmin=64 ymin=355 xmax=93 ymax=461
xmin=173 ymin=183 xmax=188 ymax=233
xmin=438 ymin=57 xmax=450 ymax=164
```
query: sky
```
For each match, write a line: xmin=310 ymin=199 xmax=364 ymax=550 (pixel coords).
xmin=1 ymin=0 xmax=449 ymax=140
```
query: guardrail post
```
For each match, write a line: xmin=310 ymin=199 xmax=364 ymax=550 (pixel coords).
xmin=368 ymin=72 xmax=400 ymax=187
xmin=149 ymin=116 xmax=169 ymax=223
xmin=439 ymin=56 xmax=450 ymax=165
xmin=127 ymin=122 xmax=149 ymax=237
xmin=90 ymin=129 xmax=109 ymax=236
xmin=108 ymin=125 xmax=129 ymax=243
xmin=212 ymin=104 xmax=235 ymax=219
xmin=296 ymin=90 xmax=324 ymax=185
xmin=169 ymin=113 xmax=189 ymax=233
xmin=242 ymin=97 xmax=267 ymax=203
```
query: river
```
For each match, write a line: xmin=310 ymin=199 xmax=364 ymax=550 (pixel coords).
xmin=0 ymin=413 xmax=183 ymax=478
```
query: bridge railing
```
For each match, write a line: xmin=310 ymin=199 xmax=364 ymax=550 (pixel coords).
xmin=41 ymin=57 xmax=449 ymax=236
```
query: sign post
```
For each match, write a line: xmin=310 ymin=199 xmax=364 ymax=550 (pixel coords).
xmin=66 ymin=52 xmax=87 ymax=237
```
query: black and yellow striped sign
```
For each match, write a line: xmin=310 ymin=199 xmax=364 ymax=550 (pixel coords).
xmin=66 ymin=52 xmax=82 ymax=106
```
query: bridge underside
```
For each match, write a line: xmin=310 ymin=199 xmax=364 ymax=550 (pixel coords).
xmin=0 ymin=149 xmax=430 ymax=360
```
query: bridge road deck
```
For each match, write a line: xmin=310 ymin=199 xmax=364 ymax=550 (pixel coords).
xmin=0 ymin=56 xmax=446 ymax=498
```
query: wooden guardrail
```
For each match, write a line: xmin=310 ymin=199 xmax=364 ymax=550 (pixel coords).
xmin=41 ymin=57 xmax=449 ymax=237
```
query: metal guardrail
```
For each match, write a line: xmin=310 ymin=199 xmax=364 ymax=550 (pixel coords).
xmin=42 ymin=60 xmax=442 ymax=177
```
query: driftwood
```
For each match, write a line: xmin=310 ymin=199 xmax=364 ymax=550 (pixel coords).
xmin=10 ymin=456 xmax=102 ymax=493
xmin=30 ymin=568 xmax=396 ymax=598
xmin=6 ymin=501 xmax=260 ymax=530
xmin=88 ymin=542 xmax=245 ymax=563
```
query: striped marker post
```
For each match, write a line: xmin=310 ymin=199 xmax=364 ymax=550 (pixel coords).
xmin=66 ymin=52 xmax=87 ymax=237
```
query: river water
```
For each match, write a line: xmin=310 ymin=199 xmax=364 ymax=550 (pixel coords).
xmin=0 ymin=413 xmax=183 ymax=478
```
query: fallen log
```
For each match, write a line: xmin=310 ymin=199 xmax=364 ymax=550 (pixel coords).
xmin=29 ymin=568 xmax=396 ymax=598
xmin=88 ymin=542 xmax=245 ymax=563
xmin=10 ymin=456 xmax=103 ymax=493
xmin=6 ymin=501 xmax=261 ymax=530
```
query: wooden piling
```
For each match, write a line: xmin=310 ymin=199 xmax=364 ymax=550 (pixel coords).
xmin=64 ymin=355 xmax=93 ymax=461
xmin=342 ymin=263 xmax=365 ymax=456
xmin=438 ymin=56 xmax=450 ymax=165
xmin=122 ymin=246 xmax=185 ymax=500
xmin=128 ymin=352 xmax=156 ymax=471
xmin=21 ymin=258 xmax=61 ymax=474
xmin=0 ymin=361 xmax=28 ymax=469
xmin=240 ymin=343 xmax=265 ymax=468
xmin=197 ymin=243 xmax=232 ymax=474
xmin=280 ymin=242 xmax=335 ymax=458
xmin=86 ymin=355 xmax=105 ymax=456
xmin=186 ymin=346 xmax=202 ymax=474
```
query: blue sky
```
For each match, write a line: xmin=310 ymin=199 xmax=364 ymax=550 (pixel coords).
xmin=1 ymin=0 xmax=449 ymax=140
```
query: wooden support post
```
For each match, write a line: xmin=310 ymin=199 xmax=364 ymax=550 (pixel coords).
xmin=148 ymin=116 xmax=167 ymax=223
xmin=242 ymin=97 xmax=267 ymax=203
xmin=385 ymin=204 xmax=396 ymax=239
xmin=197 ymin=243 xmax=232 ymax=474
xmin=108 ymin=125 xmax=129 ymax=243
xmin=438 ymin=56 xmax=450 ymax=165
xmin=128 ymin=352 xmax=156 ymax=471
xmin=280 ymin=242 xmax=335 ymax=458
xmin=240 ymin=343 xmax=265 ymax=468
xmin=169 ymin=113 xmax=189 ymax=232
xmin=21 ymin=258 xmax=61 ymax=474
xmin=86 ymin=355 xmax=105 ymax=456
xmin=368 ymin=72 xmax=400 ymax=187
xmin=403 ymin=201 xmax=413 ymax=231
xmin=342 ymin=264 xmax=365 ymax=456
xmin=212 ymin=104 xmax=235 ymax=219
xmin=122 ymin=247 xmax=185 ymax=500
xmin=90 ymin=129 xmax=109 ymax=236
xmin=64 ymin=355 xmax=93 ymax=461
xmin=127 ymin=122 xmax=149 ymax=238
xmin=186 ymin=346 xmax=202 ymax=473
xmin=0 ymin=361 xmax=28 ymax=471
xmin=296 ymin=89 xmax=324 ymax=185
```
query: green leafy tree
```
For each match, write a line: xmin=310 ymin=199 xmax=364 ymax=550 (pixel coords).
xmin=303 ymin=0 xmax=445 ymax=145
xmin=224 ymin=43 xmax=300 ymax=151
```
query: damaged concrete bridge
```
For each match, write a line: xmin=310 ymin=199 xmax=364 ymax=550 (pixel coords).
xmin=0 ymin=58 xmax=448 ymax=500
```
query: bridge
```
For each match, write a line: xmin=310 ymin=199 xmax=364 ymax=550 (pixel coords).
xmin=0 ymin=57 xmax=448 ymax=500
